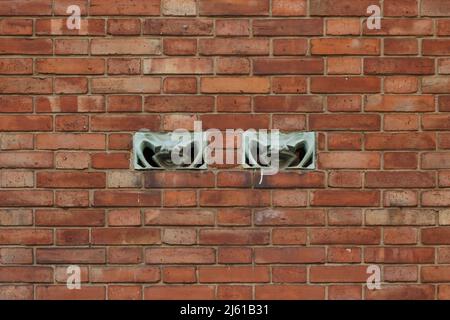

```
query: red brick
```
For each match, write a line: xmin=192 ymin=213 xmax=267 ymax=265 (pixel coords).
xmin=217 ymin=209 xmax=252 ymax=226
xmin=312 ymin=39 xmax=380 ymax=55
xmin=364 ymin=19 xmax=432 ymax=36
xmin=365 ymin=172 xmax=435 ymax=188
xmin=311 ymin=266 xmax=372 ymax=283
xmin=200 ymin=190 xmax=270 ymax=207
xmin=216 ymin=19 xmax=250 ymax=36
xmin=55 ymin=39 xmax=88 ymax=55
xmin=0 ymin=267 xmax=53 ymax=283
xmin=253 ymin=58 xmax=323 ymax=75
xmin=37 ymin=248 xmax=105 ymax=264
xmin=92 ymin=77 xmax=161 ymax=94
xmin=384 ymin=0 xmax=418 ymax=16
xmin=273 ymin=39 xmax=308 ymax=56
xmin=423 ymin=77 xmax=450 ymax=93
xmin=107 ymin=59 xmax=141 ymax=75
xmin=311 ymin=77 xmax=381 ymax=93
xmin=0 ymin=248 xmax=33 ymax=265
xmin=54 ymin=77 xmax=88 ymax=94
xmin=272 ymin=267 xmax=307 ymax=283
xmin=0 ymin=191 xmax=53 ymax=207
xmin=201 ymin=77 xmax=270 ymax=93
xmin=366 ymin=209 xmax=436 ymax=226
xmin=91 ymin=115 xmax=160 ymax=131
xmin=56 ymin=229 xmax=89 ymax=246
xmin=36 ymin=19 xmax=105 ymax=36
xmin=255 ymin=285 xmax=325 ymax=300
xmin=0 ymin=39 xmax=52 ymax=55
xmin=163 ymin=38 xmax=197 ymax=55
xmin=0 ymin=210 xmax=32 ymax=226
xmin=255 ymin=209 xmax=325 ymax=226
xmin=91 ymin=267 xmax=159 ymax=283
xmin=310 ymin=228 xmax=380 ymax=244
xmin=218 ymin=248 xmax=252 ymax=264
xmin=199 ymin=266 xmax=269 ymax=283
xmin=35 ymin=209 xmax=104 ymax=226
xmin=0 ymin=19 xmax=32 ymax=35
xmin=384 ymin=266 xmax=418 ymax=282
xmin=365 ymin=58 xmax=434 ymax=75
xmin=200 ymin=229 xmax=270 ymax=245
xmin=93 ymin=191 xmax=161 ymax=207
xmin=319 ymin=152 xmax=380 ymax=169
xmin=328 ymin=209 xmax=363 ymax=226
xmin=422 ymin=267 xmax=450 ymax=282
xmin=365 ymin=133 xmax=436 ymax=150
xmin=328 ymin=133 xmax=362 ymax=150
xmin=253 ymin=19 xmax=323 ymax=36
xmin=328 ymin=247 xmax=361 ymax=263
xmin=144 ymin=286 xmax=214 ymax=300
xmin=108 ymin=247 xmax=142 ymax=264
xmin=0 ymin=58 xmax=32 ymax=75
xmin=255 ymin=247 xmax=325 ymax=264
xmin=217 ymin=286 xmax=252 ymax=300
xmin=107 ymin=19 xmax=141 ymax=35
xmin=384 ymin=39 xmax=418 ymax=55
xmin=144 ymin=58 xmax=212 ymax=74
xmin=36 ymin=286 xmax=105 ymax=300
xmin=146 ymin=248 xmax=215 ymax=264
xmin=143 ymin=19 xmax=213 ymax=36
xmin=254 ymin=96 xmax=323 ymax=112
xmin=199 ymin=0 xmax=269 ymax=16
xmin=310 ymin=0 xmax=379 ymax=16
xmin=310 ymin=114 xmax=380 ymax=131
xmin=272 ymin=0 xmax=306 ymax=16
xmin=256 ymin=172 xmax=325 ymax=188
xmin=145 ymin=209 xmax=214 ymax=226
xmin=326 ymin=19 xmax=360 ymax=35
xmin=36 ymin=96 xmax=105 ymax=113
xmin=384 ymin=152 xmax=418 ymax=169
xmin=383 ymin=228 xmax=418 ymax=244
xmin=365 ymin=247 xmax=434 ymax=264
xmin=90 ymin=0 xmax=160 ymax=15
xmin=366 ymin=95 xmax=434 ymax=112
xmin=0 ymin=229 xmax=52 ymax=245
xmin=327 ymin=57 xmax=361 ymax=75
xmin=92 ymin=228 xmax=160 ymax=245
xmin=329 ymin=285 xmax=362 ymax=300
xmin=163 ymin=267 xmax=196 ymax=283
xmin=108 ymin=286 xmax=141 ymax=300
xmin=200 ymin=39 xmax=268 ymax=55
xmin=163 ymin=77 xmax=197 ymax=93
xmin=328 ymin=171 xmax=362 ymax=188
xmin=0 ymin=286 xmax=33 ymax=300
xmin=365 ymin=285 xmax=434 ymax=300
xmin=145 ymin=96 xmax=213 ymax=112
xmin=383 ymin=191 xmax=418 ymax=207
xmin=37 ymin=172 xmax=105 ymax=188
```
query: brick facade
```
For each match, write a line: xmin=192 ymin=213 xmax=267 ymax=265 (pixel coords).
xmin=0 ymin=0 xmax=450 ymax=300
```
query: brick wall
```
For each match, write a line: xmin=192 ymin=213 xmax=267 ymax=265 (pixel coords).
xmin=0 ymin=0 xmax=450 ymax=300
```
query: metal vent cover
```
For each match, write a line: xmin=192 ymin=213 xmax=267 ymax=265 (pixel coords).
xmin=133 ymin=132 xmax=206 ymax=170
xmin=133 ymin=131 xmax=316 ymax=170
xmin=242 ymin=131 xmax=315 ymax=170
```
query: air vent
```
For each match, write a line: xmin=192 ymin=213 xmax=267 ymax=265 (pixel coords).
xmin=133 ymin=132 xmax=206 ymax=170
xmin=242 ymin=132 xmax=315 ymax=170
